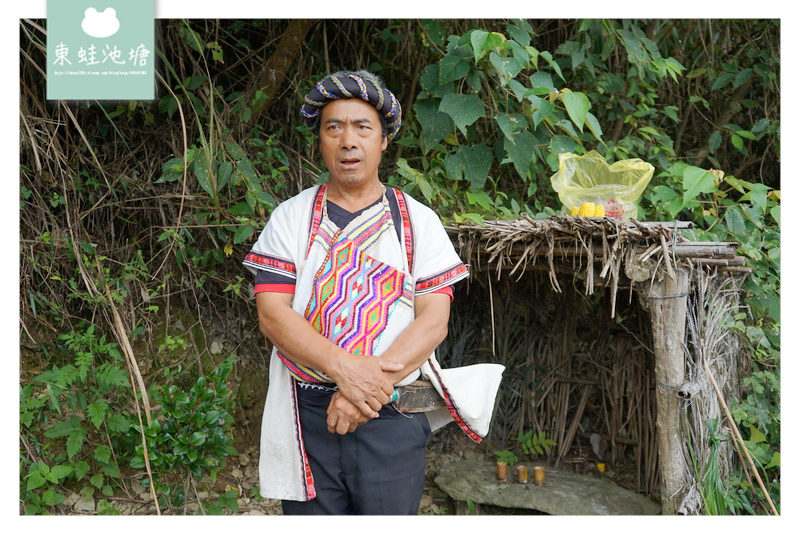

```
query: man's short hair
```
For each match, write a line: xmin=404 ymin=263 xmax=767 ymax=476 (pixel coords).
xmin=300 ymin=70 xmax=402 ymax=141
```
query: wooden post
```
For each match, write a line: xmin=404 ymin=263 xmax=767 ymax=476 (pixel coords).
xmin=638 ymin=268 xmax=689 ymax=515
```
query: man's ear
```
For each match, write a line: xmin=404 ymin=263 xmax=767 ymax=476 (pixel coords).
xmin=381 ymin=136 xmax=388 ymax=152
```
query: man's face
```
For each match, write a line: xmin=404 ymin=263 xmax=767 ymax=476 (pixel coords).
xmin=319 ymin=98 xmax=388 ymax=190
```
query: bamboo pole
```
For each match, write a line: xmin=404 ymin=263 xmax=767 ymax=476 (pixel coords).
xmin=638 ymin=269 xmax=690 ymax=514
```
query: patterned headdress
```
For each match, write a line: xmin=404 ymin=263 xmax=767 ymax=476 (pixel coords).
xmin=301 ymin=70 xmax=402 ymax=141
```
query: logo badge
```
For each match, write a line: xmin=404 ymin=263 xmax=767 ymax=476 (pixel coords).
xmin=47 ymin=1 xmax=154 ymax=100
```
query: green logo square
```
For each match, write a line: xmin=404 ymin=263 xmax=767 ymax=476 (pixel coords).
xmin=47 ymin=1 xmax=154 ymax=100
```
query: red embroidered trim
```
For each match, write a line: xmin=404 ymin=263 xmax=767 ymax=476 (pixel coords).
xmin=393 ymin=189 xmax=415 ymax=275
xmin=244 ymin=252 xmax=297 ymax=275
xmin=306 ymin=184 xmax=327 ymax=260
xmin=254 ymin=283 xmax=295 ymax=294
xmin=415 ymin=264 xmax=468 ymax=292
xmin=427 ymin=362 xmax=484 ymax=443
xmin=290 ymin=380 xmax=316 ymax=500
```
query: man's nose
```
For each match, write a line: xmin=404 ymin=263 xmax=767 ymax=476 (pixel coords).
xmin=339 ymin=125 xmax=357 ymax=149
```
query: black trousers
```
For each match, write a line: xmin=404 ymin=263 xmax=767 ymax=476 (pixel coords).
xmin=281 ymin=385 xmax=432 ymax=515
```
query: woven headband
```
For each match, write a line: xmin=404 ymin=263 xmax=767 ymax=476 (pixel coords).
xmin=301 ymin=73 xmax=402 ymax=140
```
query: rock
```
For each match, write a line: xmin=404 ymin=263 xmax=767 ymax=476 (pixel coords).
xmin=435 ymin=459 xmax=661 ymax=515
xmin=209 ymin=341 xmax=223 ymax=354
xmin=231 ymin=468 xmax=242 ymax=478
xmin=419 ymin=494 xmax=433 ymax=508
xmin=73 ymin=496 xmax=96 ymax=513
xmin=64 ymin=492 xmax=80 ymax=508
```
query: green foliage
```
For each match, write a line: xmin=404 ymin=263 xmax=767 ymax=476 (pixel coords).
xmin=494 ymin=449 xmax=519 ymax=467
xmin=130 ymin=356 xmax=237 ymax=510
xmin=20 ymin=324 xmax=136 ymax=514
xmin=517 ymin=429 xmax=557 ymax=459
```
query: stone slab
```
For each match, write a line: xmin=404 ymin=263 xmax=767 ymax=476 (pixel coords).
xmin=434 ymin=459 xmax=661 ymax=515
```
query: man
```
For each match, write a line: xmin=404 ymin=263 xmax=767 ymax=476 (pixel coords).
xmin=243 ymin=70 xmax=502 ymax=515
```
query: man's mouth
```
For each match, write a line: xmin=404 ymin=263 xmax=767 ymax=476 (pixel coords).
xmin=339 ymin=158 xmax=361 ymax=169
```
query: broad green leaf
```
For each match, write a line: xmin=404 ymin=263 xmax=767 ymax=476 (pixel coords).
xmin=88 ymin=399 xmax=109 ymax=429
xmin=237 ymin=159 xmax=259 ymax=187
xmin=223 ymin=140 xmax=246 ymax=160
xmin=417 ymin=178 xmax=434 ymax=203
xmin=752 ymin=118 xmax=770 ymax=134
xmin=95 ymin=445 xmax=112 ymax=465
xmin=421 ymin=20 xmax=446 ymax=48
xmin=466 ymin=190 xmax=493 ymax=210
xmin=708 ymin=130 xmax=722 ymax=153
xmin=741 ymin=183 xmax=770 ymax=213
xmin=529 ymin=96 xmax=554 ymax=129
xmin=666 ymin=198 xmax=684 ymax=217
xmin=681 ymin=166 xmax=716 ymax=200
xmin=724 ymin=207 xmax=747 ymax=235
xmin=233 ymin=224 xmax=255 ymax=244
xmin=44 ymin=416 xmax=81 ymax=438
xmin=66 ymin=430 xmax=85 ymax=459
xmin=770 ymin=205 xmax=780 ymax=228
xmin=439 ymin=93 xmax=485 ymax=136
xmin=26 ymin=470 xmax=46 ymax=491
xmin=419 ymin=65 xmax=453 ymax=98
xmin=711 ymin=72 xmax=734 ymax=91
xmin=529 ymin=71 xmax=555 ymax=92
xmin=217 ymin=161 xmax=232 ymax=192
xmin=766 ymin=451 xmax=780 ymax=469
xmin=73 ymin=461 xmax=90 ymax=481
xmin=508 ymin=79 xmax=527 ymax=102
xmin=506 ymin=19 xmax=533 ymax=46
xmin=189 ymin=431 xmax=207 ymax=446
xmin=539 ymin=50 xmax=565 ymax=81
xmin=733 ymin=68 xmax=753 ymax=89
xmin=584 ymin=112 xmax=604 ymax=142
xmin=650 ymin=185 xmax=679 ymax=204
xmin=229 ymin=202 xmax=254 ymax=216
xmin=489 ymin=52 xmax=524 ymax=85
xmin=504 ymin=131 xmax=536 ymax=178
xmin=724 ymin=175 xmax=746 ymax=193
xmin=49 ymin=465 xmax=73 ymax=482
xmin=562 ymin=91 xmax=591 ymax=132
xmin=555 ymin=120 xmax=580 ymax=141
xmin=439 ymin=51 xmax=470 ymax=84
xmin=447 ymin=144 xmax=493 ymax=190
xmin=505 ymin=39 xmax=531 ymax=67
xmin=193 ymin=156 xmax=213 ymax=196
xmin=731 ymin=133 xmax=743 ymax=150
xmin=747 ymin=424 xmax=767 ymax=444
xmin=90 ymin=473 xmax=104 ymax=489
xmin=414 ymin=99 xmax=453 ymax=151
xmin=469 ymin=30 xmax=489 ymax=62
xmin=549 ymin=135 xmax=581 ymax=157
xmin=737 ymin=130 xmax=758 ymax=140
xmin=42 ymin=488 xmax=65 ymax=506
xmin=495 ymin=114 xmax=526 ymax=140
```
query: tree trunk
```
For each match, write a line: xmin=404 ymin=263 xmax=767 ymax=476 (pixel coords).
xmin=637 ymin=269 xmax=690 ymax=515
xmin=248 ymin=19 xmax=317 ymax=124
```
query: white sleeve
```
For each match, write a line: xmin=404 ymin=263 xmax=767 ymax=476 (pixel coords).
xmin=412 ymin=207 xmax=469 ymax=295
xmin=242 ymin=201 xmax=299 ymax=280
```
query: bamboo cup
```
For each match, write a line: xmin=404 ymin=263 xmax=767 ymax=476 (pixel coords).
xmin=515 ymin=465 xmax=529 ymax=484
xmin=533 ymin=466 xmax=546 ymax=486
xmin=496 ymin=462 xmax=508 ymax=482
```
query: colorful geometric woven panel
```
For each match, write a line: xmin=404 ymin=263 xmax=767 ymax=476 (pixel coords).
xmin=281 ymin=238 xmax=406 ymax=383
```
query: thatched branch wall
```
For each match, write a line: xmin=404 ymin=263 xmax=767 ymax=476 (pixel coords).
xmin=440 ymin=216 xmax=747 ymax=514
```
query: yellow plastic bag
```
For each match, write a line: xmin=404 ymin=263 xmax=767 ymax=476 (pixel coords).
xmin=550 ymin=151 xmax=654 ymax=220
